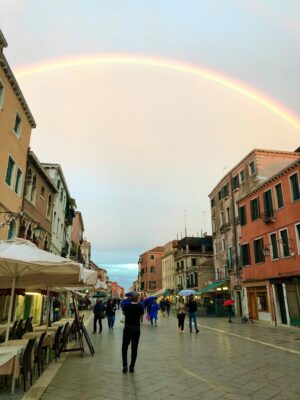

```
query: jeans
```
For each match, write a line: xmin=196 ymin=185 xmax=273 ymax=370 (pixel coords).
xmin=189 ymin=312 xmax=198 ymax=332
xmin=122 ymin=327 xmax=140 ymax=368
xmin=107 ymin=315 xmax=115 ymax=329
xmin=177 ymin=313 xmax=185 ymax=330
xmin=93 ymin=315 xmax=102 ymax=333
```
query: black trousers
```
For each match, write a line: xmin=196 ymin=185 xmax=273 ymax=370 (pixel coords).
xmin=177 ymin=313 xmax=185 ymax=330
xmin=122 ymin=327 xmax=140 ymax=368
xmin=94 ymin=315 xmax=102 ymax=332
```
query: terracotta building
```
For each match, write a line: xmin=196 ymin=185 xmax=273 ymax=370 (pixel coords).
xmin=138 ymin=246 xmax=164 ymax=295
xmin=239 ymin=159 xmax=300 ymax=326
xmin=0 ymin=31 xmax=36 ymax=240
xmin=20 ymin=151 xmax=57 ymax=250
xmin=209 ymin=148 xmax=300 ymax=316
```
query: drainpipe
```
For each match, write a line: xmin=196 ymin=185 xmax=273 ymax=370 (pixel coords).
xmin=229 ymin=172 xmax=240 ymax=287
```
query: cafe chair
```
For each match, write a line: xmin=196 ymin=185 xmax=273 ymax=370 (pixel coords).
xmin=20 ymin=338 xmax=36 ymax=391
xmin=34 ymin=332 xmax=46 ymax=377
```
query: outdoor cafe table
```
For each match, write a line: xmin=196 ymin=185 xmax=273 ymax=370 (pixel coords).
xmin=33 ymin=325 xmax=58 ymax=333
xmin=0 ymin=345 xmax=25 ymax=394
xmin=51 ymin=318 xmax=74 ymax=327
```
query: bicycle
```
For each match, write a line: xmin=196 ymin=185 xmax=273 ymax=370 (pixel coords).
xmin=241 ymin=313 xmax=254 ymax=323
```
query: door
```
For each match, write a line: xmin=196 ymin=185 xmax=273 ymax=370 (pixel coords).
xmin=23 ymin=295 xmax=32 ymax=320
xmin=276 ymin=284 xmax=287 ymax=324
xmin=248 ymin=292 xmax=258 ymax=320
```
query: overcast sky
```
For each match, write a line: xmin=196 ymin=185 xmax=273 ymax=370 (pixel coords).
xmin=1 ymin=1 xmax=299 ymax=289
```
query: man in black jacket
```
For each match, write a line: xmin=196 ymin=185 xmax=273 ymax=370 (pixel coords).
xmin=187 ymin=295 xmax=199 ymax=334
xmin=122 ymin=292 xmax=144 ymax=373
xmin=93 ymin=299 xmax=106 ymax=334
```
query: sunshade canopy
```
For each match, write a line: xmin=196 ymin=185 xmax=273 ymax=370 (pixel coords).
xmin=196 ymin=280 xmax=227 ymax=295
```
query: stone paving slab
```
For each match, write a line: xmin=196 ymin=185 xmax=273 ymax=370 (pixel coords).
xmin=39 ymin=313 xmax=300 ymax=400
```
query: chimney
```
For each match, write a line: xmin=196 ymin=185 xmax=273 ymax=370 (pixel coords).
xmin=0 ymin=31 xmax=8 ymax=54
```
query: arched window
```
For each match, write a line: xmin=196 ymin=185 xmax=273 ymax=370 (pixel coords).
xmin=7 ymin=220 xmax=16 ymax=240
xmin=46 ymin=194 xmax=52 ymax=218
xmin=30 ymin=175 xmax=37 ymax=203
xmin=43 ymin=235 xmax=48 ymax=251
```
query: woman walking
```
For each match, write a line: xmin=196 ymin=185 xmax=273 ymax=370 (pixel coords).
xmin=176 ymin=297 xmax=186 ymax=332
xmin=148 ymin=299 xmax=159 ymax=326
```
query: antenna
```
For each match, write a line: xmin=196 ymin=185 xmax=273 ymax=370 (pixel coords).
xmin=202 ymin=211 xmax=206 ymax=232
xmin=184 ymin=210 xmax=187 ymax=237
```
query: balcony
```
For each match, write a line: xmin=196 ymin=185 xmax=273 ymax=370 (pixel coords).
xmin=220 ymin=222 xmax=231 ymax=233
xmin=235 ymin=216 xmax=240 ymax=225
xmin=261 ymin=209 xmax=276 ymax=224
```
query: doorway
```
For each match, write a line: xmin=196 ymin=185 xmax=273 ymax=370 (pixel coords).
xmin=248 ymin=291 xmax=258 ymax=320
xmin=276 ymin=284 xmax=287 ymax=324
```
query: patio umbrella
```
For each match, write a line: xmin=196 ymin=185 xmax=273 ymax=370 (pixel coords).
xmin=224 ymin=299 xmax=235 ymax=307
xmin=0 ymin=239 xmax=83 ymax=341
xmin=178 ymin=289 xmax=196 ymax=296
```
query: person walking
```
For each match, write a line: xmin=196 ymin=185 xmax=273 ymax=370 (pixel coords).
xmin=176 ymin=297 xmax=186 ymax=332
xmin=106 ymin=299 xmax=117 ymax=330
xmin=122 ymin=292 xmax=144 ymax=373
xmin=187 ymin=295 xmax=199 ymax=334
xmin=160 ymin=299 xmax=166 ymax=317
xmin=227 ymin=304 xmax=233 ymax=323
xmin=165 ymin=298 xmax=171 ymax=317
xmin=52 ymin=297 xmax=60 ymax=322
xmin=93 ymin=299 xmax=106 ymax=334
xmin=148 ymin=299 xmax=159 ymax=326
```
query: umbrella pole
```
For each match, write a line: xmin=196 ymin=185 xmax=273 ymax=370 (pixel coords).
xmin=5 ymin=277 xmax=16 ymax=342
xmin=45 ymin=286 xmax=50 ymax=333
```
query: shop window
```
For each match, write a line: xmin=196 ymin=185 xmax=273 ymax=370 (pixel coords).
xmin=254 ymin=238 xmax=265 ymax=263
xmin=256 ymin=290 xmax=269 ymax=312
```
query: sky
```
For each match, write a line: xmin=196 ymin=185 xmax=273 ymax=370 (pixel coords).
xmin=1 ymin=1 xmax=300 ymax=290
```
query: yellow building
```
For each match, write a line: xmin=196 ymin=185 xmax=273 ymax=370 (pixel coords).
xmin=0 ymin=30 xmax=36 ymax=240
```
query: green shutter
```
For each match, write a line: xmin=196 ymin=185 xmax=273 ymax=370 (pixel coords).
xmin=270 ymin=233 xmax=278 ymax=259
xmin=275 ymin=184 xmax=284 ymax=208
xmin=290 ymin=174 xmax=300 ymax=201
xmin=5 ymin=157 xmax=15 ymax=186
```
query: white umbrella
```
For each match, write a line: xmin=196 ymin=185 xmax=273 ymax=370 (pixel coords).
xmin=178 ymin=289 xmax=196 ymax=296
xmin=0 ymin=239 xmax=83 ymax=341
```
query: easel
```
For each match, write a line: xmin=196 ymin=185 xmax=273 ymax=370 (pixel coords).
xmin=60 ymin=293 xmax=95 ymax=357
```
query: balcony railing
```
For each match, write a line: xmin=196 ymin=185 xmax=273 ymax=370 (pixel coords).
xmin=261 ymin=209 xmax=276 ymax=223
xmin=220 ymin=222 xmax=231 ymax=233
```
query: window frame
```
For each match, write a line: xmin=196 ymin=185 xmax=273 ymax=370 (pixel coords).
xmin=14 ymin=166 xmax=23 ymax=195
xmin=295 ymin=223 xmax=300 ymax=256
xmin=241 ymin=243 xmax=251 ymax=266
xmin=0 ymin=79 xmax=4 ymax=109
xmin=249 ymin=161 xmax=256 ymax=176
xmin=239 ymin=205 xmax=247 ymax=226
xmin=254 ymin=237 xmax=265 ymax=264
xmin=5 ymin=154 xmax=16 ymax=188
xmin=269 ymin=232 xmax=279 ymax=261
xmin=240 ymin=170 xmax=245 ymax=183
xmin=289 ymin=172 xmax=300 ymax=202
xmin=274 ymin=182 xmax=284 ymax=209
xmin=250 ymin=197 xmax=260 ymax=221
xmin=13 ymin=111 xmax=22 ymax=138
xmin=279 ymin=228 xmax=290 ymax=258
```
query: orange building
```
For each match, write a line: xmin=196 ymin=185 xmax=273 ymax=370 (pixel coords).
xmin=239 ymin=159 xmax=300 ymax=326
xmin=138 ymin=246 xmax=165 ymax=295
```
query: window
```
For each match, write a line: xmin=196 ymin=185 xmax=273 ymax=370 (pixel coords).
xmin=256 ymin=290 xmax=269 ymax=312
xmin=239 ymin=205 xmax=247 ymax=226
xmin=150 ymin=266 xmax=155 ymax=273
xmin=232 ymin=175 xmax=239 ymax=190
xmin=226 ymin=207 xmax=230 ymax=223
xmin=221 ymin=211 xmax=225 ymax=225
xmin=263 ymin=189 xmax=274 ymax=219
xmin=41 ymin=186 xmax=45 ymax=198
xmin=250 ymin=197 xmax=260 ymax=221
xmin=254 ymin=238 xmax=265 ymax=263
xmin=150 ymin=254 xmax=155 ymax=260
xmin=280 ymin=229 xmax=290 ymax=257
xmin=290 ymin=173 xmax=300 ymax=201
xmin=295 ymin=224 xmax=300 ymax=255
xmin=180 ymin=260 xmax=184 ymax=269
xmin=270 ymin=233 xmax=279 ymax=260
xmin=212 ymin=218 xmax=216 ymax=232
xmin=192 ymin=258 xmax=197 ymax=267
xmin=223 ymin=184 xmax=229 ymax=198
xmin=30 ymin=175 xmax=37 ymax=203
xmin=13 ymin=112 xmax=22 ymax=138
xmin=5 ymin=156 xmax=15 ymax=186
xmin=275 ymin=183 xmax=284 ymax=209
xmin=14 ymin=168 xmax=22 ymax=194
xmin=241 ymin=243 xmax=251 ymax=266
xmin=240 ymin=170 xmax=245 ymax=183
xmin=140 ymin=268 xmax=144 ymax=275
xmin=60 ymin=188 xmax=64 ymax=202
xmin=218 ymin=190 xmax=223 ymax=201
xmin=222 ymin=238 xmax=226 ymax=251
xmin=211 ymin=198 xmax=215 ymax=208
xmin=7 ymin=220 xmax=16 ymax=240
xmin=249 ymin=161 xmax=256 ymax=176
xmin=46 ymin=195 xmax=52 ymax=218
xmin=0 ymin=80 xmax=4 ymax=109
xmin=149 ymin=281 xmax=156 ymax=290
xmin=227 ymin=247 xmax=233 ymax=269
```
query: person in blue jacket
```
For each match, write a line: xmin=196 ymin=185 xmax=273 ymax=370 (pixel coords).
xmin=148 ymin=299 xmax=159 ymax=327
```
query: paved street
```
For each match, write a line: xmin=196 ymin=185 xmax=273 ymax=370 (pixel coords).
xmin=39 ymin=310 xmax=300 ymax=400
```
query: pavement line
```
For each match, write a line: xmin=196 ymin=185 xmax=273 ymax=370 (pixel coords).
xmin=199 ymin=324 xmax=300 ymax=356
xmin=21 ymin=313 xmax=94 ymax=400
xmin=178 ymin=366 xmax=233 ymax=394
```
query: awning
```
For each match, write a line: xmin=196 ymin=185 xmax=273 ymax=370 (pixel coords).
xmin=163 ymin=289 xmax=174 ymax=297
xmin=196 ymin=280 xmax=227 ymax=295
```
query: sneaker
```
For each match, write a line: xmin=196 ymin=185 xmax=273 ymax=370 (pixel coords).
xmin=123 ymin=366 xmax=128 ymax=374
xmin=129 ymin=366 xmax=134 ymax=373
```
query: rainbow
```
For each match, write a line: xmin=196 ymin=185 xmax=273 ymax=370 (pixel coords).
xmin=15 ymin=54 xmax=300 ymax=131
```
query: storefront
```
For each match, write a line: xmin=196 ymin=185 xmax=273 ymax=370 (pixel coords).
xmin=244 ymin=281 xmax=272 ymax=322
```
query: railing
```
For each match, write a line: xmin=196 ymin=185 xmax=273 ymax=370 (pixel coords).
xmin=220 ymin=222 xmax=231 ymax=233
xmin=261 ymin=209 xmax=276 ymax=223
xmin=235 ymin=216 xmax=240 ymax=225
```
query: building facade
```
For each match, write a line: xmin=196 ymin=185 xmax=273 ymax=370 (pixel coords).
xmin=42 ymin=164 xmax=75 ymax=257
xmin=138 ymin=246 xmax=164 ymax=295
xmin=0 ymin=31 xmax=36 ymax=240
xmin=20 ymin=151 xmax=57 ymax=250
xmin=209 ymin=148 xmax=300 ymax=316
xmin=70 ymin=211 xmax=85 ymax=263
xmin=239 ymin=159 xmax=300 ymax=326
xmin=161 ymin=240 xmax=178 ymax=291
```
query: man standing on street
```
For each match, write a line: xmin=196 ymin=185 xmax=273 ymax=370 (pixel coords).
xmin=93 ymin=299 xmax=106 ymax=334
xmin=122 ymin=292 xmax=144 ymax=373
xmin=187 ymin=295 xmax=199 ymax=334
